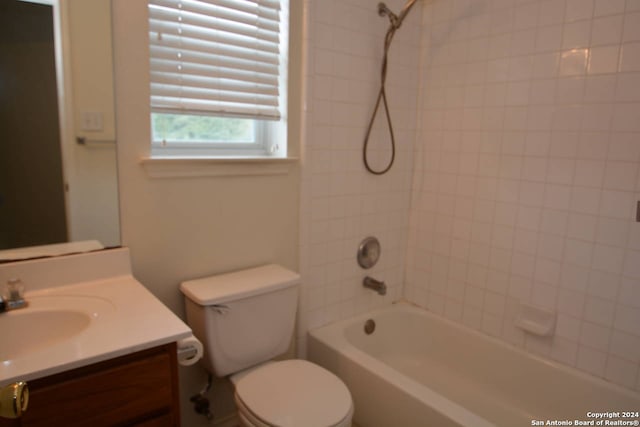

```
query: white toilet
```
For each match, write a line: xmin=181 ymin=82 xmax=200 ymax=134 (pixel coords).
xmin=180 ymin=264 xmax=354 ymax=427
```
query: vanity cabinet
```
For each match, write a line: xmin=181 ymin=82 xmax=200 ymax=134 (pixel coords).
xmin=1 ymin=343 xmax=180 ymax=427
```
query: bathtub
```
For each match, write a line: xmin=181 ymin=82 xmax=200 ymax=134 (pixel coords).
xmin=308 ymin=302 xmax=640 ymax=427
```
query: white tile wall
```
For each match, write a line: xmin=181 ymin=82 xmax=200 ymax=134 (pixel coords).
xmin=406 ymin=0 xmax=640 ymax=392
xmin=299 ymin=0 xmax=640 ymax=394
xmin=298 ymin=0 xmax=421 ymax=354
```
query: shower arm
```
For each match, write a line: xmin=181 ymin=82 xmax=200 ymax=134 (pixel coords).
xmin=397 ymin=0 xmax=418 ymax=25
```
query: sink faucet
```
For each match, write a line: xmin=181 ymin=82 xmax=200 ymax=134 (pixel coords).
xmin=363 ymin=276 xmax=387 ymax=296
xmin=0 ymin=278 xmax=27 ymax=313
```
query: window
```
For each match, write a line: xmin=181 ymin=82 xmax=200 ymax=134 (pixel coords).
xmin=148 ymin=0 xmax=288 ymax=157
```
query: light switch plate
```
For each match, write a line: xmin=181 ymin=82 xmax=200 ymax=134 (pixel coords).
xmin=81 ymin=112 xmax=104 ymax=131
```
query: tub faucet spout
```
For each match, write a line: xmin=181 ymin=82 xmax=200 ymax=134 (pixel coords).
xmin=363 ymin=276 xmax=387 ymax=296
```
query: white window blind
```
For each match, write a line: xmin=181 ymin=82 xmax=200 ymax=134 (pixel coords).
xmin=149 ymin=0 xmax=283 ymax=121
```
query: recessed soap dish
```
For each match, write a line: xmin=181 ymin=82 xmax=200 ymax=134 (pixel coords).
xmin=514 ymin=303 xmax=556 ymax=337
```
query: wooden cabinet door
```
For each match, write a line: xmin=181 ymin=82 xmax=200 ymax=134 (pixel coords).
xmin=1 ymin=344 xmax=180 ymax=427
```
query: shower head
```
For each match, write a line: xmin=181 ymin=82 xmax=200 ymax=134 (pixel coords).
xmin=378 ymin=3 xmax=399 ymax=28
xmin=378 ymin=0 xmax=418 ymax=30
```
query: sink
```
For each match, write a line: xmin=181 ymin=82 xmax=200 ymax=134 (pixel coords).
xmin=0 ymin=248 xmax=193 ymax=386
xmin=0 ymin=295 xmax=115 ymax=362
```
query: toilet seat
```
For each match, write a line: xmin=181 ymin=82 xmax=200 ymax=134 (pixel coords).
xmin=233 ymin=359 xmax=353 ymax=427
xmin=234 ymin=400 xmax=269 ymax=427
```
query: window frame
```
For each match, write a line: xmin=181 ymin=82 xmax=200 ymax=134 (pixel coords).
xmin=150 ymin=114 xmax=278 ymax=158
xmin=147 ymin=0 xmax=289 ymax=159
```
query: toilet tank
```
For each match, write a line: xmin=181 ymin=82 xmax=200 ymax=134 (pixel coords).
xmin=180 ymin=264 xmax=300 ymax=377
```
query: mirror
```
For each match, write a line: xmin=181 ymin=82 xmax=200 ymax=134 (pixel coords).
xmin=0 ymin=0 xmax=120 ymax=261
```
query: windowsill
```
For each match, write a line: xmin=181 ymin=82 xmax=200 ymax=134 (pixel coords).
xmin=140 ymin=156 xmax=298 ymax=178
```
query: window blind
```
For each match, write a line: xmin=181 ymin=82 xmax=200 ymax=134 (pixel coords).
xmin=149 ymin=0 xmax=283 ymax=120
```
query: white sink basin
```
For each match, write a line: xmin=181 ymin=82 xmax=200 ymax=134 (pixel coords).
xmin=0 ymin=295 xmax=115 ymax=362
xmin=0 ymin=248 xmax=193 ymax=386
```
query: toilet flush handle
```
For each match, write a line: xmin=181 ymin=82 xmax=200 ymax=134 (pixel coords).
xmin=211 ymin=304 xmax=229 ymax=315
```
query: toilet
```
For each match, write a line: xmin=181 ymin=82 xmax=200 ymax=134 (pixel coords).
xmin=180 ymin=264 xmax=354 ymax=427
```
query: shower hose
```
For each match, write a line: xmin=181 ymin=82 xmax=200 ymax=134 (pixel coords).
xmin=362 ymin=17 xmax=399 ymax=175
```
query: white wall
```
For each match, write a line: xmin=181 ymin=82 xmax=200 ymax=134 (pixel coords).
xmin=62 ymin=0 xmax=119 ymax=247
xmin=406 ymin=0 xmax=640 ymax=392
xmin=68 ymin=0 xmax=116 ymax=142
xmin=111 ymin=1 xmax=300 ymax=425
xmin=297 ymin=0 xmax=422 ymax=354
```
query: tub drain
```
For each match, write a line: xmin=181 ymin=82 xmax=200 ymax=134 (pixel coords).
xmin=364 ymin=319 xmax=376 ymax=335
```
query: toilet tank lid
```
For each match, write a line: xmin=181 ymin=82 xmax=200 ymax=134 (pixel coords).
xmin=179 ymin=264 xmax=300 ymax=305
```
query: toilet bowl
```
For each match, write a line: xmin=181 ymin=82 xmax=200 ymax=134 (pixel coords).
xmin=232 ymin=360 xmax=353 ymax=427
xmin=180 ymin=264 xmax=353 ymax=427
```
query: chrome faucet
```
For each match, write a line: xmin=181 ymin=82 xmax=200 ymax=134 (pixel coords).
xmin=0 ymin=278 xmax=27 ymax=313
xmin=363 ymin=276 xmax=387 ymax=296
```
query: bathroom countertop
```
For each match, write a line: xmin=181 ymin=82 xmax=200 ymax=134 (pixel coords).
xmin=0 ymin=274 xmax=192 ymax=385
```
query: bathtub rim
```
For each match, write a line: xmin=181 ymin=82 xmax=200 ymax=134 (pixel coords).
xmin=309 ymin=302 xmax=495 ymax=427
xmin=308 ymin=301 xmax=640 ymax=426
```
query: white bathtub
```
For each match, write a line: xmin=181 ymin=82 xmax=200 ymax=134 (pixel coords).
xmin=308 ymin=302 xmax=640 ymax=427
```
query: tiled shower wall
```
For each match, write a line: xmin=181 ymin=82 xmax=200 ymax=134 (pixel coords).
xmin=405 ymin=0 xmax=640 ymax=391
xmin=297 ymin=0 xmax=421 ymax=353
xmin=298 ymin=0 xmax=640 ymax=392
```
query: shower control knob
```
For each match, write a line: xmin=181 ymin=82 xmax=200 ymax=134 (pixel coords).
xmin=358 ymin=237 xmax=381 ymax=269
